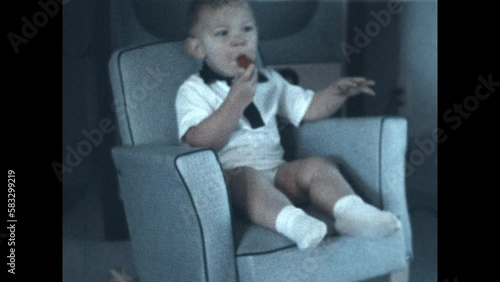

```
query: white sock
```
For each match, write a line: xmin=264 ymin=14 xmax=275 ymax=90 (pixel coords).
xmin=275 ymin=205 xmax=327 ymax=250
xmin=333 ymin=195 xmax=401 ymax=238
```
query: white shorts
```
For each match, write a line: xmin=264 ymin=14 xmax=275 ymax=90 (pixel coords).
xmin=224 ymin=161 xmax=285 ymax=186
xmin=259 ymin=165 xmax=282 ymax=185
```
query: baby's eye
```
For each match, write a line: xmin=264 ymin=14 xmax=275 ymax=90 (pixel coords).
xmin=215 ymin=30 xmax=228 ymax=36
xmin=243 ymin=25 xmax=254 ymax=32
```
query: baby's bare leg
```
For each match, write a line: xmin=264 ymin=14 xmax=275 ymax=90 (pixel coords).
xmin=275 ymin=156 xmax=353 ymax=215
xmin=225 ymin=166 xmax=327 ymax=249
xmin=225 ymin=166 xmax=291 ymax=230
xmin=275 ymin=157 xmax=401 ymax=238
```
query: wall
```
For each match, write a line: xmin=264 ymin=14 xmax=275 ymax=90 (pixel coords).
xmin=345 ymin=0 xmax=437 ymax=194
xmin=64 ymin=0 xmax=128 ymax=239
xmin=399 ymin=1 xmax=437 ymax=140
xmin=399 ymin=0 xmax=437 ymax=195
xmin=345 ymin=0 xmax=437 ymax=136
xmin=63 ymin=0 xmax=102 ymax=210
xmin=110 ymin=0 xmax=347 ymax=64
xmin=259 ymin=0 xmax=346 ymax=65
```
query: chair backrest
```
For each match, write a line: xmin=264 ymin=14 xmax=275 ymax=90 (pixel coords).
xmin=107 ymin=1 xmax=344 ymax=147
xmin=109 ymin=41 xmax=199 ymax=146
xmin=109 ymin=41 xmax=266 ymax=146
xmin=130 ymin=0 xmax=318 ymax=42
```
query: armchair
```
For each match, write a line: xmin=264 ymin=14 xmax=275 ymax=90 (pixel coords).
xmin=108 ymin=41 xmax=412 ymax=282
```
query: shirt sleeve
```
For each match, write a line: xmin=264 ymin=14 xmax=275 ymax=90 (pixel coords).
xmin=175 ymin=79 xmax=216 ymax=142
xmin=273 ymin=70 xmax=315 ymax=127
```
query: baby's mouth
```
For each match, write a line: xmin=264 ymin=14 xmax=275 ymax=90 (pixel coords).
xmin=236 ymin=54 xmax=255 ymax=69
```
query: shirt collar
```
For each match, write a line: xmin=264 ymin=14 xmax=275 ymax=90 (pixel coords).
xmin=199 ymin=61 xmax=268 ymax=86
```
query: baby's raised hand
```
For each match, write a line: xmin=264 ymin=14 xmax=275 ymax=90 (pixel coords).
xmin=228 ymin=63 xmax=258 ymax=108
xmin=334 ymin=77 xmax=376 ymax=97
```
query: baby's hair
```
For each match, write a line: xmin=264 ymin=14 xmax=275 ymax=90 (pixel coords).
xmin=187 ymin=0 xmax=247 ymax=36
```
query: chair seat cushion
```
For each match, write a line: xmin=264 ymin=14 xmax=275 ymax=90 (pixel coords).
xmin=232 ymin=205 xmax=338 ymax=256
xmin=232 ymin=205 xmax=408 ymax=282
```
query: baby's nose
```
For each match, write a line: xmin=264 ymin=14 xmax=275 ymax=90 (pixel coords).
xmin=230 ymin=34 xmax=246 ymax=46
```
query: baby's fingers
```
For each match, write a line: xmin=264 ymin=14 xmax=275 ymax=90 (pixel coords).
xmin=241 ymin=64 xmax=257 ymax=81
xmin=360 ymin=86 xmax=376 ymax=96
xmin=233 ymin=64 xmax=255 ymax=84
xmin=233 ymin=68 xmax=246 ymax=83
xmin=363 ymin=80 xmax=376 ymax=86
xmin=249 ymin=65 xmax=258 ymax=82
xmin=337 ymin=80 xmax=357 ymax=91
xmin=351 ymin=77 xmax=375 ymax=86
xmin=235 ymin=68 xmax=246 ymax=78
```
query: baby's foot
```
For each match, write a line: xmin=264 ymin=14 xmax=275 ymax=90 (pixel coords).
xmin=333 ymin=195 xmax=401 ymax=238
xmin=275 ymin=205 xmax=327 ymax=250
xmin=296 ymin=218 xmax=327 ymax=250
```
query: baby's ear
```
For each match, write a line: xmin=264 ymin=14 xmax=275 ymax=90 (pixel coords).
xmin=185 ymin=37 xmax=205 ymax=60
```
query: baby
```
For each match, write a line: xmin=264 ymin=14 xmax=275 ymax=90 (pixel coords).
xmin=176 ymin=0 xmax=401 ymax=250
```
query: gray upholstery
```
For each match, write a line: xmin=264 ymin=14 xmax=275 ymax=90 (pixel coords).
xmin=234 ymin=118 xmax=412 ymax=282
xmin=296 ymin=118 xmax=413 ymax=258
xmin=108 ymin=41 xmax=412 ymax=282
xmin=237 ymin=234 xmax=406 ymax=282
xmin=175 ymin=150 xmax=237 ymax=282
xmin=112 ymin=144 xmax=204 ymax=281
xmin=108 ymin=41 xmax=197 ymax=145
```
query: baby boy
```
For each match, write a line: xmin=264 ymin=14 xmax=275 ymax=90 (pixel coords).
xmin=176 ymin=0 xmax=401 ymax=250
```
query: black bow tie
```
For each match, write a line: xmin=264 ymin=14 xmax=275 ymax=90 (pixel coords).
xmin=199 ymin=62 xmax=266 ymax=129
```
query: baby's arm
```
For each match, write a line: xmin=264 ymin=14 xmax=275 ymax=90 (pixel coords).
xmin=302 ymin=77 xmax=375 ymax=121
xmin=184 ymin=65 xmax=258 ymax=150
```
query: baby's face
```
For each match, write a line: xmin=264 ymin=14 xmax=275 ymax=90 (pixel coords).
xmin=192 ymin=3 xmax=258 ymax=77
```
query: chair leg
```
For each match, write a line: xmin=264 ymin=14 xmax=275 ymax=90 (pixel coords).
xmin=387 ymin=265 xmax=410 ymax=282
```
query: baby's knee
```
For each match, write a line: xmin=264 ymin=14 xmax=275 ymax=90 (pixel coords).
xmin=304 ymin=156 xmax=336 ymax=170
xmin=300 ymin=156 xmax=337 ymax=183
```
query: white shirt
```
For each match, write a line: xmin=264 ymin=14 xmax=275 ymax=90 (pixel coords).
xmin=175 ymin=68 xmax=315 ymax=170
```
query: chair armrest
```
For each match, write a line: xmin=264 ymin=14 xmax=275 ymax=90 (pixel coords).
xmin=296 ymin=117 xmax=413 ymax=258
xmin=111 ymin=143 xmax=237 ymax=282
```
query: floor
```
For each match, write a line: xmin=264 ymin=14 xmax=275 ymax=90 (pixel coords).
xmin=63 ymin=155 xmax=437 ymax=282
